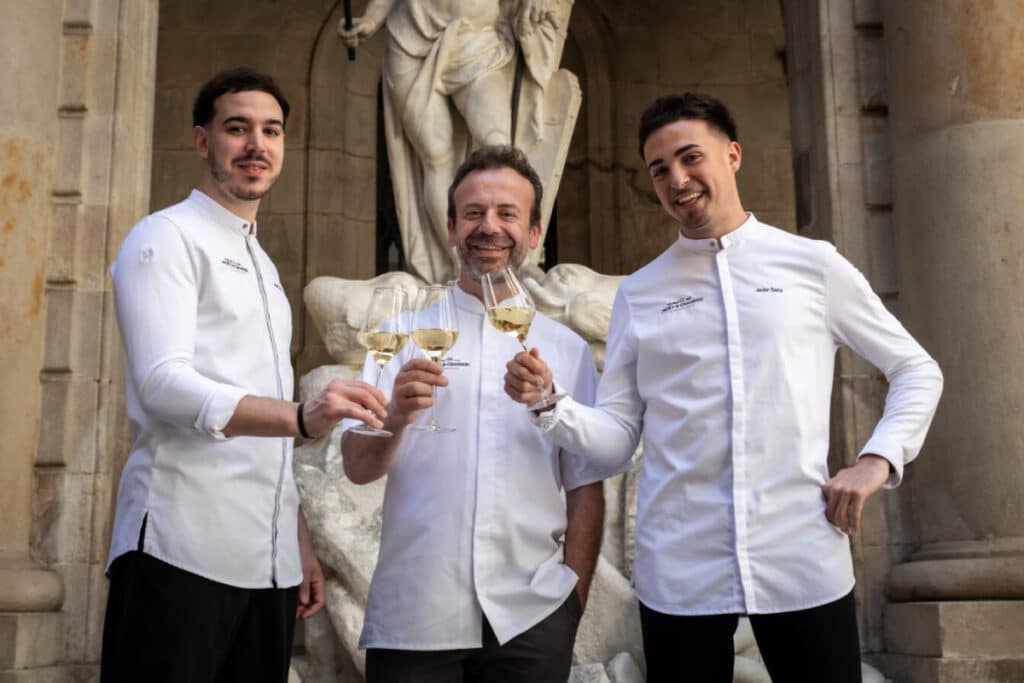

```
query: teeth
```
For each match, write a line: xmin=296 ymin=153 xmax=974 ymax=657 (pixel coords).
xmin=676 ymin=191 xmax=701 ymax=204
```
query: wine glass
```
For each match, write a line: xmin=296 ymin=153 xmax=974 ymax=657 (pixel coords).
xmin=350 ymin=287 xmax=410 ymax=437
xmin=481 ymin=267 xmax=566 ymax=410
xmin=410 ymin=285 xmax=459 ymax=433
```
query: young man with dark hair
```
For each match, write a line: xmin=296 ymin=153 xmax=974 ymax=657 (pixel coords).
xmin=506 ymin=92 xmax=943 ymax=681
xmin=342 ymin=145 xmax=610 ymax=683
xmin=100 ymin=67 xmax=388 ymax=682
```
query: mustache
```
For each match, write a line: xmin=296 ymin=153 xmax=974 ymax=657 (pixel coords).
xmin=233 ymin=153 xmax=271 ymax=165
xmin=465 ymin=233 xmax=514 ymax=249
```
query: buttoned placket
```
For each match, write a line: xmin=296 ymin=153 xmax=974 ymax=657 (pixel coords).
xmin=714 ymin=233 xmax=757 ymax=613
xmin=243 ymin=223 xmax=289 ymax=588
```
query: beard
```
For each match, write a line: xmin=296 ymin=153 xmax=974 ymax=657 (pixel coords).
xmin=208 ymin=146 xmax=273 ymax=201
xmin=456 ymin=232 xmax=529 ymax=281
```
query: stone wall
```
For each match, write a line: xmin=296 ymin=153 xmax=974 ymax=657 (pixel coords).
xmin=0 ymin=0 xmax=158 ymax=680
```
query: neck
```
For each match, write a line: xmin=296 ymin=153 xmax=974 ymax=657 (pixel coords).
xmin=457 ymin=273 xmax=483 ymax=301
xmin=197 ymin=176 xmax=261 ymax=223
xmin=680 ymin=206 xmax=749 ymax=241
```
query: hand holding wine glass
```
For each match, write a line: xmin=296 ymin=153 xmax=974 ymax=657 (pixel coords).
xmin=350 ymin=287 xmax=409 ymax=437
xmin=482 ymin=267 xmax=565 ymax=410
xmin=410 ymin=285 xmax=459 ymax=433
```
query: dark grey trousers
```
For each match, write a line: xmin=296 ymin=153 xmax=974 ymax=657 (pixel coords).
xmin=366 ymin=591 xmax=583 ymax=683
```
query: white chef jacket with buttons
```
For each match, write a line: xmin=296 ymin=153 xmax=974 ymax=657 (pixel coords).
xmin=345 ymin=284 xmax=612 ymax=649
xmin=106 ymin=189 xmax=302 ymax=589
xmin=537 ymin=214 xmax=943 ymax=616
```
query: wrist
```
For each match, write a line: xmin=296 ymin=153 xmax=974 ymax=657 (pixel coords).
xmin=296 ymin=402 xmax=312 ymax=439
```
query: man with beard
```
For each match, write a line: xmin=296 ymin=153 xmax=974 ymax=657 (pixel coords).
xmin=341 ymin=146 xmax=609 ymax=682
xmin=101 ymin=68 xmax=388 ymax=683
xmin=505 ymin=93 xmax=943 ymax=682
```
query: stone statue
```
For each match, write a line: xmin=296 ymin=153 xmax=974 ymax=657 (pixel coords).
xmin=338 ymin=0 xmax=580 ymax=284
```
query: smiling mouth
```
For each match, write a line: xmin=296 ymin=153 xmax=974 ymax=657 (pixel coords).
xmin=674 ymin=191 xmax=703 ymax=206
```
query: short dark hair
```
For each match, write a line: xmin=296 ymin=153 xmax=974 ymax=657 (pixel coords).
xmin=447 ymin=146 xmax=543 ymax=226
xmin=638 ymin=92 xmax=738 ymax=159
xmin=192 ymin=68 xmax=290 ymax=128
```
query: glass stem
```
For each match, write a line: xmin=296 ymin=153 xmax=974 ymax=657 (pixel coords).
xmin=521 ymin=341 xmax=549 ymax=405
xmin=430 ymin=383 xmax=439 ymax=429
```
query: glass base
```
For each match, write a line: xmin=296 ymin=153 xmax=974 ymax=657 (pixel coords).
xmin=529 ymin=390 xmax=567 ymax=412
xmin=349 ymin=424 xmax=393 ymax=438
xmin=410 ymin=424 xmax=456 ymax=433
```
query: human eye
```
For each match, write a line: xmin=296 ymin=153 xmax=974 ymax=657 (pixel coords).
xmin=684 ymin=152 xmax=703 ymax=164
xmin=264 ymin=127 xmax=282 ymax=137
xmin=650 ymin=165 xmax=667 ymax=179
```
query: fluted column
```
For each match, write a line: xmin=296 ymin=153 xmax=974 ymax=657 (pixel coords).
xmin=881 ymin=2 xmax=1024 ymax=680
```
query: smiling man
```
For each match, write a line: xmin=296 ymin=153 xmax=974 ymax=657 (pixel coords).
xmin=100 ymin=69 xmax=388 ymax=683
xmin=505 ymin=93 xmax=944 ymax=682
xmin=341 ymin=146 xmax=610 ymax=683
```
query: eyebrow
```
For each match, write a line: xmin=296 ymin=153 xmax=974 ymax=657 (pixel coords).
xmin=647 ymin=143 xmax=700 ymax=170
xmin=462 ymin=203 xmax=521 ymax=212
xmin=222 ymin=115 xmax=285 ymax=128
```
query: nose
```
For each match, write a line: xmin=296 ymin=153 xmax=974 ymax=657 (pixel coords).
xmin=478 ymin=208 xmax=500 ymax=232
xmin=668 ymin=165 xmax=689 ymax=190
xmin=245 ymin=129 xmax=266 ymax=154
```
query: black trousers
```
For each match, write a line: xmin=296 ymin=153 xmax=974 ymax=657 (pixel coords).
xmin=100 ymin=551 xmax=299 ymax=683
xmin=639 ymin=590 xmax=862 ymax=683
xmin=365 ymin=591 xmax=583 ymax=683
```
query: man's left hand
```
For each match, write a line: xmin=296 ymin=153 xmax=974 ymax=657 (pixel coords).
xmin=822 ymin=454 xmax=891 ymax=534
xmin=297 ymin=512 xmax=326 ymax=619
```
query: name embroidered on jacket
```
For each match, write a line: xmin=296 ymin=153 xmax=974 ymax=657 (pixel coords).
xmin=442 ymin=357 xmax=470 ymax=369
xmin=662 ymin=295 xmax=704 ymax=313
xmin=756 ymin=287 xmax=784 ymax=293
xmin=221 ymin=257 xmax=249 ymax=274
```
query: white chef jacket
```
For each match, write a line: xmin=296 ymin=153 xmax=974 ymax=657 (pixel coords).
xmin=537 ymin=215 xmax=943 ymax=615
xmin=345 ymin=285 xmax=612 ymax=649
xmin=106 ymin=189 xmax=302 ymax=589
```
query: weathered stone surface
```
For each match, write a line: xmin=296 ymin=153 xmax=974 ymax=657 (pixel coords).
xmin=569 ymin=662 xmax=610 ymax=683
xmin=885 ymin=601 xmax=1024 ymax=658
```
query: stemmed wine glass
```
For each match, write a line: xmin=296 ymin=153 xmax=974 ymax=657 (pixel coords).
xmin=350 ymin=287 xmax=410 ymax=437
xmin=410 ymin=285 xmax=459 ymax=433
xmin=481 ymin=267 xmax=566 ymax=410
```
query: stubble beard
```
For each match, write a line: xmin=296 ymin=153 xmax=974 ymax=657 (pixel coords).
xmin=457 ymin=238 xmax=528 ymax=282
xmin=209 ymin=147 xmax=273 ymax=202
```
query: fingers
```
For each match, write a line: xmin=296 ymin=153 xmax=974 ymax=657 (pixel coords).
xmin=823 ymin=474 xmax=867 ymax=534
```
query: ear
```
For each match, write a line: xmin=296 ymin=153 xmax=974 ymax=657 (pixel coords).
xmin=728 ymin=140 xmax=742 ymax=173
xmin=447 ymin=218 xmax=457 ymax=248
xmin=193 ymin=125 xmax=210 ymax=159
xmin=527 ymin=221 xmax=542 ymax=250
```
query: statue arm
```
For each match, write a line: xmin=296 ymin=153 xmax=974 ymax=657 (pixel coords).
xmin=337 ymin=0 xmax=397 ymax=47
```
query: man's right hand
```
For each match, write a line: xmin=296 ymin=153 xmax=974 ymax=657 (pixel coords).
xmin=504 ymin=348 xmax=555 ymax=408
xmin=386 ymin=358 xmax=448 ymax=428
xmin=301 ymin=379 xmax=388 ymax=437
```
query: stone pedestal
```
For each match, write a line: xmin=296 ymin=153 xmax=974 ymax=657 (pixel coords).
xmin=882 ymin=3 xmax=1024 ymax=680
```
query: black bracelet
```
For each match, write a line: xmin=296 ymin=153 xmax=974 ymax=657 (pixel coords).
xmin=296 ymin=402 xmax=312 ymax=439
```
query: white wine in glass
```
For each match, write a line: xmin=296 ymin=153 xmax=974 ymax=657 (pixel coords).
xmin=411 ymin=285 xmax=459 ymax=433
xmin=481 ymin=267 xmax=566 ymax=410
xmin=350 ymin=287 xmax=409 ymax=437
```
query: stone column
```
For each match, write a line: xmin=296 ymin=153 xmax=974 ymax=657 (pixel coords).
xmin=882 ymin=2 xmax=1024 ymax=680
xmin=0 ymin=1 xmax=68 ymax=674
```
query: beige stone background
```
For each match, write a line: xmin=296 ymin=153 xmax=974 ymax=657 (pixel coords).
xmin=1 ymin=1 xmax=1022 ymax=681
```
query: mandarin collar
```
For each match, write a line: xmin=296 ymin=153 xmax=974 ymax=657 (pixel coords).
xmin=675 ymin=213 xmax=761 ymax=253
xmin=189 ymin=189 xmax=258 ymax=236
xmin=453 ymin=282 xmax=486 ymax=315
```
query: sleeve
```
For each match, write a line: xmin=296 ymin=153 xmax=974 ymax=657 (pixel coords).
xmin=112 ymin=216 xmax=247 ymax=439
xmin=825 ymin=247 xmax=944 ymax=487
xmin=557 ymin=336 xmax=628 ymax=490
xmin=536 ymin=288 xmax=644 ymax=473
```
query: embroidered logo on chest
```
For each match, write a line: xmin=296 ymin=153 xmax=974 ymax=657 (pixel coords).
xmin=442 ymin=356 xmax=470 ymax=370
xmin=661 ymin=295 xmax=704 ymax=314
xmin=221 ymin=257 xmax=249 ymax=274
xmin=755 ymin=287 xmax=784 ymax=293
